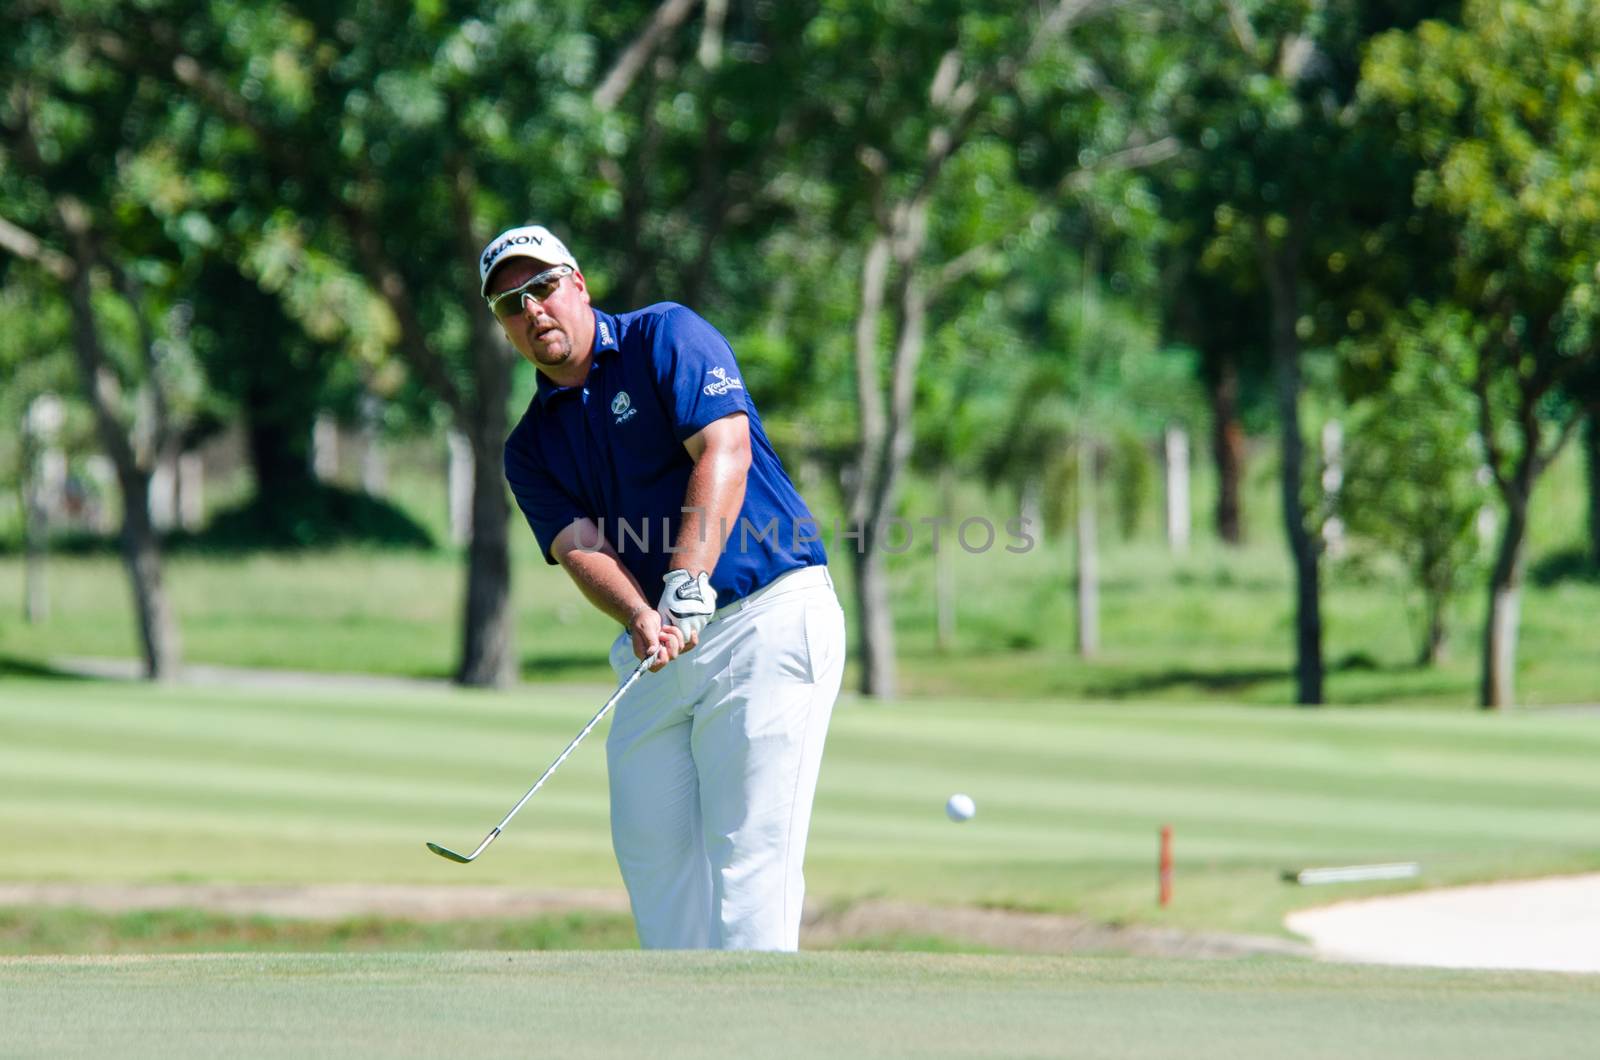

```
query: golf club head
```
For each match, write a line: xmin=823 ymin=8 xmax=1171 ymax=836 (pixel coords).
xmin=426 ymin=841 xmax=474 ymax=864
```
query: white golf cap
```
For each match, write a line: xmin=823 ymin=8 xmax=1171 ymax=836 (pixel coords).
xmin=478 ymin=224 xmax=579 ymax=296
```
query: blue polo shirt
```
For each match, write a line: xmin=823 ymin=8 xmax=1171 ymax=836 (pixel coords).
xmin=504 ymin=303 xmax=827 ymax=605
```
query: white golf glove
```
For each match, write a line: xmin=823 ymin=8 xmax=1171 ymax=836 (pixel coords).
xmin=658 ymin=569 xmax=716 ymax=641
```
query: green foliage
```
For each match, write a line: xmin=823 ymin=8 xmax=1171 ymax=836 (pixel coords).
xmin=4 ymin=0 xmax=1599 ymax=706
xmin=1361 ymin=0 xmax=1600 ymax=704
xmin=1528 ymin=546 xmax=1600 ymax=587
xmin=0 ymin=274 xmax=83 ymax=535
xmin=1338 ymin=309 xmax=1490 ymax=662
xmin=976 ymin=244 xmax=1188 ymax=505
xmin=1363 ymin=0 xmax=1600 ymax=458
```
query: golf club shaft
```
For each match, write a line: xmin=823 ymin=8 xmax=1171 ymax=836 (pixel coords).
xmin=438 ymin=651 xmax=656 ymax=863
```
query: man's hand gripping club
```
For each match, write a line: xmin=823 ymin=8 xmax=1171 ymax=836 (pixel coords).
xmin=627 ymin=603 xmax=687 ymax=673
xmin=627 ymin=570 xmax=714 ymax=672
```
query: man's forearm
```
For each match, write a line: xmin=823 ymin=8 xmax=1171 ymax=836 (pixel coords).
xmin=673 ymin=439 xmax=748 ymax=576
xmin=557 ymin=532 xmax=652 ymax=627
xmin=554 ymin=519 xmax=685 ymax=669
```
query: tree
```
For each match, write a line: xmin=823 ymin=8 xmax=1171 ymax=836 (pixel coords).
xmin=0 ymin=274 xmax=81 ymax=624
xmin=1160 ymin=212 xmax=1271 ymax=547
xmin=769 ymin=0 xmax=1177 ymax=695
xmin=1339 ymin=310 xmax=1488 ymax=665
xmin=1159 ymin=0 xmax=1340 ymax=704
xmin=1156 ymin=0 xmax=1458 ymax=704
xmin=1364 ymin=0 xmax=1600 ymax=707
xmin=65 ymin=0 xmax=715 ymax=685
xmin=0 ymin=14 xmax=205 ymax=678
xmin=25 ymin=0 xmax=867 ymax=685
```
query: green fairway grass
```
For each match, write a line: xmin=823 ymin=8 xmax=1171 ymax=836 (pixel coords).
xmin=4 ymin=677 xmax=1599 ymax=938
xmin=3 ymin=952 xmax=1596 ymax=1059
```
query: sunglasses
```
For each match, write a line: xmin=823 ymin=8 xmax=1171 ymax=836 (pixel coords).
xmin=486 ymin=265 xmax=572 ymax=317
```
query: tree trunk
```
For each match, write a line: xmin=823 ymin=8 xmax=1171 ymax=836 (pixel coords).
xmin=118 ymin=467 xmax=181 ymax=680
xmin=56 ymin=201 xmax=181 ymax=682
xmin=455 ymin=347 xmax=516 ymax=689
xmin=849 ymin=537 xmax=897 ymax=698
xmin=1586 ymin=414 xmax=1600 ymax=569
xmin=698 ymin=0 xmax=728 ymax=68
xmin=447 ymin=159 xmax=517 ymax=690
xmin=846 ymin=230 xmax=897 ymax=698
xmin=1480 ymin=498 xmax=1528 ymax=710
xmin=1419 ymin=592 xmax=1447 ymax=667
xmin=246 ymin=414 xmax=314 ymax=503
xmin=935 ymin=464 xmax=956 ymax=652
xmin=1259 ymin=224 xmax=1323 ymax=706
xmin=208 ymin=267 xmax=321 ymax=505
xmin=1210 ymin=349 xmax=1246 ymax=546
xmin=1075 ymin=438 xmax=1100 ymax=658
xmin=844 ymin=217 xmax=934 ymax=701
xmin=829 ymin=3 xmax=1134 ymax=694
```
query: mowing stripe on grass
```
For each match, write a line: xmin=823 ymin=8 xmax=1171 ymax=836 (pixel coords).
xmin=5 ymin=678 xmax=1600 ymax=935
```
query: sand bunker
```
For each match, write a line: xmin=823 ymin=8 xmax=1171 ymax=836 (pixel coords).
xmin=1286 ymin=873 xmax=1600 ymax=973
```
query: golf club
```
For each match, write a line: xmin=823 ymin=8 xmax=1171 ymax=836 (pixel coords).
xmin=426 ymin=649 xmax=657 ymax=864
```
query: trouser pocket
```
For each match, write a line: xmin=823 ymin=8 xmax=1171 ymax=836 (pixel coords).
xmin=608 ymin=630 xmax=633 ymax=681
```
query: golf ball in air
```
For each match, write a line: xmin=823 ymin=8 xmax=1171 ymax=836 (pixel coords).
xmin=945 ymin=793 xmax=976 ymax=822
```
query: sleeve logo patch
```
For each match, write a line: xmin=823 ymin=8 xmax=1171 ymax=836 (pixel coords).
xmin=702 ymin=366 xmax=745 ymax=397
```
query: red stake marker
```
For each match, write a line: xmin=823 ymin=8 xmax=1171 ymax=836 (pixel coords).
xmin=1158 ymin=825 xmax=1173 ymax=907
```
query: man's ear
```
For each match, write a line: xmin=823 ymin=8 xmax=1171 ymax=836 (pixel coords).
xmin=571 ymin=268 xmax=591 ymax=303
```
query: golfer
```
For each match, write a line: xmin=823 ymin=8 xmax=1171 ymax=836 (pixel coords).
xmin=481 ymin=224 xmax=846 ymax=951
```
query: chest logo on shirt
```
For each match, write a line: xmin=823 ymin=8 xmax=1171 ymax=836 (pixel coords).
xmin=702 ymin=366 xmax=745 ymax=397
xmin=610 ymin=390 xmax=637 ymax=425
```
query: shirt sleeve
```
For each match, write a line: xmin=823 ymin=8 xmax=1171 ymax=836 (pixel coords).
xmin=504 ymin=435 xmax=587 ymax=566
xmin=650 ymin=305 xmax=751 ymax=442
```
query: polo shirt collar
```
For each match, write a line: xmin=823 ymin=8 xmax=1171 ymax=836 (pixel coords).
xmin=534 ymin=309 xmax=620 ymax=407
xmin=592 ymin=308 xmax=621 ymax=355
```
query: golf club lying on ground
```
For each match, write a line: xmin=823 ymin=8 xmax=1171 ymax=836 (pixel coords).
xmin=426 ymin=649 xmax=657 ymax=864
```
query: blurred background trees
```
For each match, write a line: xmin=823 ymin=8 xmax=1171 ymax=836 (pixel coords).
xmin=2 ymin=0 xmax=1596 ymax=707
xmin=1362 ymin=0 xmax=1600 ymax=707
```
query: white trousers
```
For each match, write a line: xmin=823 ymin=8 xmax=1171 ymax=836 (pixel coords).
xmin=605 ymin=565 xmax=846 ymax=951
